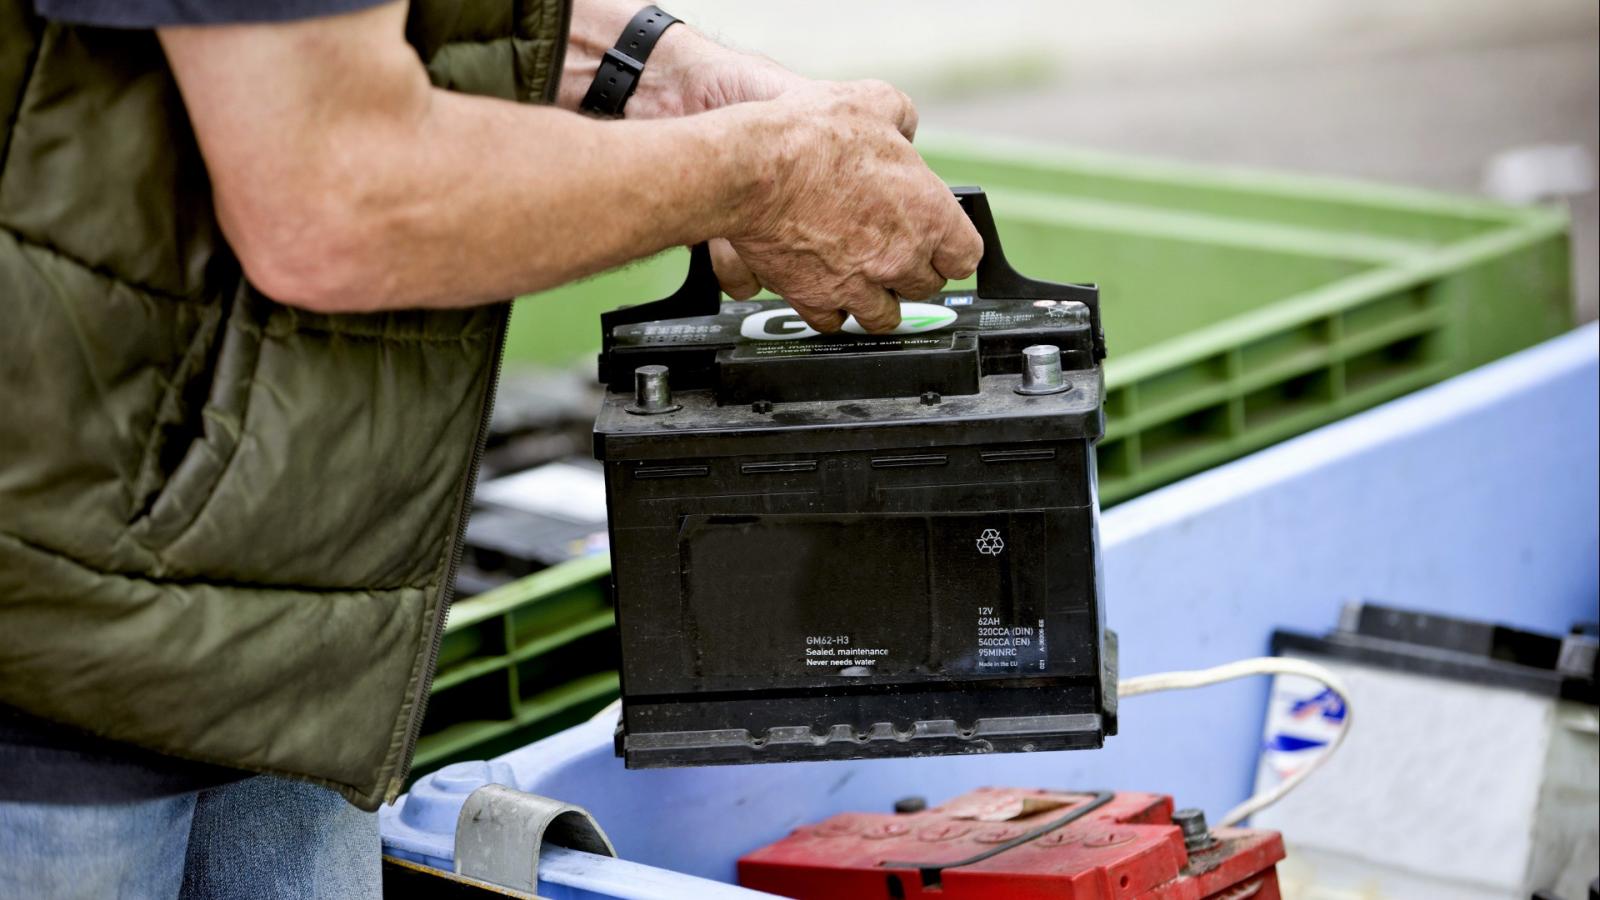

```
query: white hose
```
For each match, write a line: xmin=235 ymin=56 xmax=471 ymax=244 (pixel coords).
xmin=1120 ymin=656 xmax=1352 ymax=827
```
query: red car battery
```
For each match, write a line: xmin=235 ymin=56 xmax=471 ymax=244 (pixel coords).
xmin=738 ymin=787 xmax=1284 ymax=900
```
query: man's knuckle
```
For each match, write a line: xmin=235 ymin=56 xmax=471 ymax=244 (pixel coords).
xmin=862 ymin=256 xmax=900 ymax=284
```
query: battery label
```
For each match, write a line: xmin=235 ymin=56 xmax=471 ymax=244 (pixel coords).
xmin=739 ymin=303 xmax=957 ymax=341
xmin=611 ymin=297 xmax=1088 ymax=349
xmin=802 ymin=635 xmax=892 ymax=672
xmin=976 ymin=608 xmax=1046 ymax=671
xmin=731 ymin=335 xmax=954 ymax=358
xmin=679 ymin=512 xmax=1056 ymax=681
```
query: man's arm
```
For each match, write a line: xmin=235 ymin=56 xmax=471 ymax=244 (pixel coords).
xmin=159 ymin=0 xmax=980 ymax=331
xmin=557 ymin=0 xmax=806 ymax=120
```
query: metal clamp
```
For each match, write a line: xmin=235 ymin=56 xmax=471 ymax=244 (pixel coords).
xmin=454 ymin=784 xmax=617 ymax=893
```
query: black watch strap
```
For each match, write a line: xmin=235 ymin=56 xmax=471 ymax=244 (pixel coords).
xmin=580 ymin=5 xmax=681 ymax=118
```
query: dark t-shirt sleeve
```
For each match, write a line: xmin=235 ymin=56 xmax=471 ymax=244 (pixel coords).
xmin=34 ymin=0 xmax=392 ymax=28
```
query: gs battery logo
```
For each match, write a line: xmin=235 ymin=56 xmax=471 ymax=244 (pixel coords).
xmin=739 ymin=303 xmax=958 ymax=340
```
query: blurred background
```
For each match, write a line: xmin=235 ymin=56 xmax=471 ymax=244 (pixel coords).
xmin=674 ymin=0 xmax=1599 ymax=321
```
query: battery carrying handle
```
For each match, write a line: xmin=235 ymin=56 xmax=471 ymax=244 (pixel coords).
xmin=952 ymin=186 xmax=1104 ymax=360
xmin=599 ymin=187 xmax=1104 ymax=364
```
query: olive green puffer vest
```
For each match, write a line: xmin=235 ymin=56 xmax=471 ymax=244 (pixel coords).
xmin=0 ymin=0 xmax=568 ymax=810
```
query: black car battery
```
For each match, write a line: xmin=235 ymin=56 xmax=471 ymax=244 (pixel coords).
xmin=594 ymin=188 xmax=1115 ymax=768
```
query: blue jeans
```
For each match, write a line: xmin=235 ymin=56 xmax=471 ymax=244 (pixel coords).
xmin=0 ymin=775 xmax=379 ymax=900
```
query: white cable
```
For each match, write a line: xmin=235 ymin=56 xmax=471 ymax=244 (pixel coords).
xmin=1119 ymin=656 xmax=1352 ymax=828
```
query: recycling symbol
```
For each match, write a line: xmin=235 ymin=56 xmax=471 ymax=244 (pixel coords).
xmin=975 ymin=528 xmax=1005 ymax=556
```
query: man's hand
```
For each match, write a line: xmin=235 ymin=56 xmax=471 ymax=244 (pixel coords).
xmin=557 ymin=0 xmax=976 ymax=327
xmin=691 ymin=58 xmax=934 ymax=312
xmin=724 ymin=81 xmax=983 ymax=333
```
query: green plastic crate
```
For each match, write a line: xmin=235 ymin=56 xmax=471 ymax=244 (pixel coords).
xmin=412 ymin=554 xmax=617 ymax=776
xmin=505 ymin=133 xmax=1571 ymax=503
xmin=419 ymin=136 xmax=1572 ymax=774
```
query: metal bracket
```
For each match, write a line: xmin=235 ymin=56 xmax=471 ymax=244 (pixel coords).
xmin=454 ymin=784 xmax=617 ymax=894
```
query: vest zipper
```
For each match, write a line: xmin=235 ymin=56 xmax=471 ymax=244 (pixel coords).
xmin=388 ymin=302 xmax=512 ymax=803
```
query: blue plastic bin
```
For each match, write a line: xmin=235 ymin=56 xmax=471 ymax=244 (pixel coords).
xmin=382 ymin=324 xmax=1599 ymax=893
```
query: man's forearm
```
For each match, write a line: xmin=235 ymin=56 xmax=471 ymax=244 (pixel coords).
xmin=559 ymin=0 xmax=691 ymax=117
xmin=165 ymin=2 xmax=775 ymax=313
xmin=238 ymin=93 xmax=769 ymax=312
xmin=558 ymin=0 xmax=801 ymax=119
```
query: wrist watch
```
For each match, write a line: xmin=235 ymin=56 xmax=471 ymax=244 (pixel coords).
xmin=580 ymin=5 xmax=682 ymax=118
